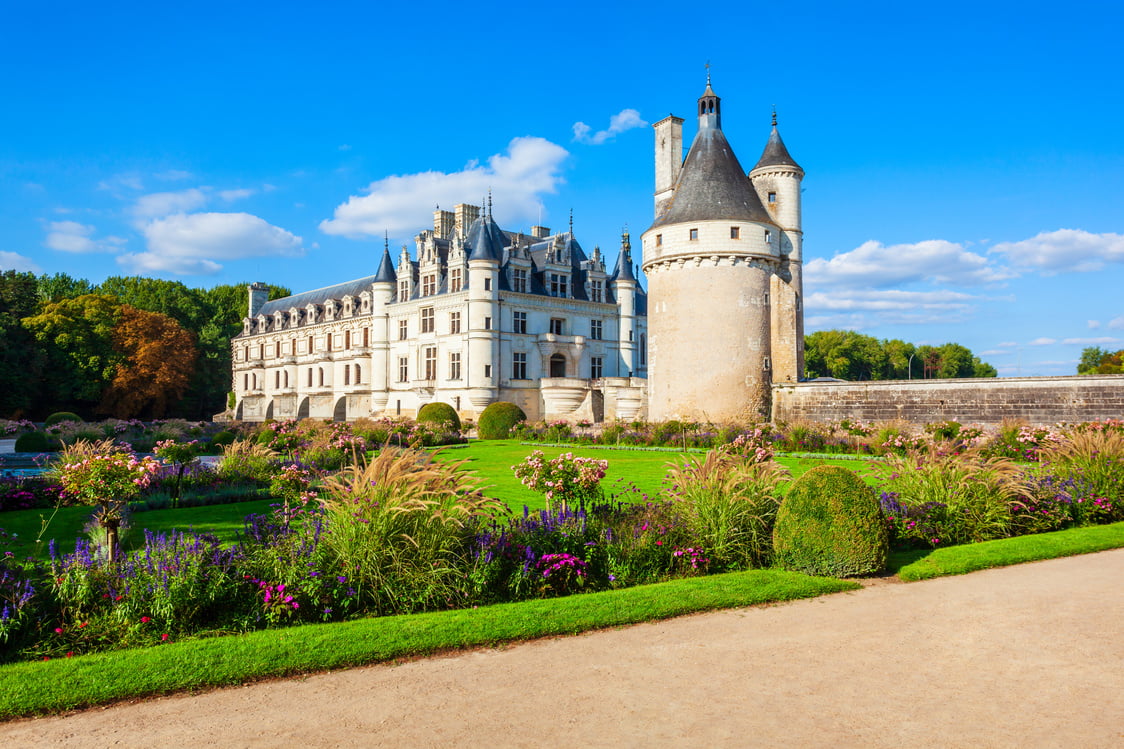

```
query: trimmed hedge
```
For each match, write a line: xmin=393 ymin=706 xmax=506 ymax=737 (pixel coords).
xmin=14 ymin=431 xmax=53 ymax=453
xmin=417 ymin=402 xmax=461 ymax=431
xmin=772 ymin=464 xmax=888 ymax=577
xmin=44 ymin=412 xmax=82 ymax=427
xmin=477 ymin=402 xmax=527 ymax=440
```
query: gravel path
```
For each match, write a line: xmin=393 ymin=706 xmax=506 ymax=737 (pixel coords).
xmin=4 ymin=549 xmax=1124 ymax=748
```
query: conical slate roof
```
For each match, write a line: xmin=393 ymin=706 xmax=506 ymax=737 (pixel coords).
xmin=465 ymin=213 xmax=507 ymax=261
xmin=753 ymin=126 xmax=802 ymax=171
xmin=611 ymin=246 xmax=636 ymax=282
xmin=651 ymin=126 xmax=775 ymax=228
xmin=373 ymin=247 xmax=397 ymax=283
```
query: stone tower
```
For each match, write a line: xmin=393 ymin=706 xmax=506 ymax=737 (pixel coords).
xmin=640 ymin=78 xmax=804 ymax=421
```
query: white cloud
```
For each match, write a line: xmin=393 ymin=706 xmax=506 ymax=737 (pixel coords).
xmin=320 ymin=136 xmax=569 ymax=238
xmin=0 ymin=251 xmax=41 ymax=273
xmin=807 ymin=288 xmax=977 ymax=312
xmin=122 ymin=212 xmax=304 ymax=275
xmin=1028 ymin=337 xmax=1057 ymax=346
xmin=133 ymin=189 xmax=208 ymax=220
xmin=990 ymin=229 xmax=1124 ymax=274
xmin=219 ymin=188 xmax=255 ymax=202
xmin=1088 ymin=320 xmax=1101 ymax=329
xmin=1109 ymin=316 xmax=1124 ymax=330
xmin=979 ymin=349 xmax=1011 ymax=356
xmin=805 ymin=239 xmax=1013 ymax=289
xmin=997 ymin=341 xmax=1018 ymax=348
xmin=154 ymin=169 xmax=194 ymax=181
xmin=1061 ymin=337 xmax=1121 ymax=345
xmin=572 ymin=108 xmax=648 ymax=145
xmin=43 ymin=221 xmax=124 ymax=254
xmin=97 ymin=173 xmax=145 ymax=195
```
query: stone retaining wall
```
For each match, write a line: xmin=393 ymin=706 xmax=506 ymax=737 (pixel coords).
xmin=771 ymin=375 xmax=1124 ymax=426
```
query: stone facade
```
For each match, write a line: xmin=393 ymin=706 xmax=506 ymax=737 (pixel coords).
xmin=641 ymin=80 xmax=804 ymax=422
xmin=231 ymin=204 xmax=648 ymax=423
xmin=772 ymin=376 xmax=1124 ymax=427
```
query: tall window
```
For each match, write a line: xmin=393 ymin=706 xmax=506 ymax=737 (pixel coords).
xmin=765 ymin=229 xmax=772 ymax=243
xmin=730 ymin=226 xmax=740 ymax=239
xmin=484 ymin=316 xmax=492 ymax=330
xmin=420 ymin=307 xmax=434 ymax=333
xmin=590 ymin=280 xmax=603 ymax=302
xmin=344 ymin=366 xmax=350 ymax=386
xmin=363 ymin=328 xmax=369 ymax=347
xmin=449 ymin=352 xmax=461 ymax=380
xmin=243 ymin=373 xmax=249 ymax=389
xmin=326 ymin=334 xmax=332 ymax=352
xmin=549 ymin=318 xmax=564 ymax=335
xmin=449 ymin=310 xmax=461 ymax=334
xmin=483 ymin=277 xmax=492 ymax=291
xmin=590 ymin=320 xmax=602 ymax=340
xmin=424 ymin=347 xmax=437 ymax=380
xmin=422 ymin=274 xmax=436 ymax=296
xmin=483 ymin=364 xmax=492 ymax=378
xmin=591 ymin=356 xmax=603 ymax=379
xmin=513 ymin=310 xmax=527 ymax=334
xmin=354 ymin=364 xmax=361 ymax=384
xmin=449 ymin=267 xmax=462 ymax=292
xmin=318 ymin=367 xmax=324 ymax=387
xmin=307 ymin=335 xmax=313 ymax=353
xmin=512 ymin=268 xmax=528 ymax=293
xmin=307 ymin=368 xmax=313 ymax=387
xmin=345 ymin=330 xmax=351 ymax=349
xmin=549 ymin=273 xmax=568 ymax=298
xmin=399 ymin=319 xmax=408 ymax=340
xmin=275 ymin=371 xmax=280 ymax=388
xmin=768 ymin=192 xmax=776 ymax=203
xmin=398 ymin=279 xmax=409 ymax=300
xmin=512 ymin=352 xmax=527 ymax=379
xmin=398 ymin=357 xmax=408 ymax=383
xmin=640 ymin=333 xmax=647 ymax=366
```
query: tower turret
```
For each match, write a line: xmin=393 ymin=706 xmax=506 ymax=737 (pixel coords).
xmin=611 ymin=230 xmax=638 ymax=376
xmin=369 ymin=242 xmax=396 ymax=413
xmin=464 ymin=202 xmax=502 ymax=411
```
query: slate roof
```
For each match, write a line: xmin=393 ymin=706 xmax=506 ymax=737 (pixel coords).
xmin=373 ymin=248 xmax=397 ymax=283
xmin=465 ymin=213 xmax=507 ymax=261
xmin=256 ymin=275 xmax=377 ymax=318
xmin=753 ymin=126 xmax=802 ymax=172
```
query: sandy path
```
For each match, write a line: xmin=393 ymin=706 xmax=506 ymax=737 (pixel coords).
xmin=4 ymin=549 xmax=1124 ymax=748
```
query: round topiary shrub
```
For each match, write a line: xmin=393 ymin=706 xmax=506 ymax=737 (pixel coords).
xmin=772 ymin=464 xmax=888 ymax=577
xmin=211 ymin=430 xmax=237 ymax=448
xmin=416 ymin=402 xmax=461 ymax=431
xmin=44 ymin=411 xmax=82 ymax=427
xmin=14 ymin=431 xmax=52 ymax=453
xmin=477 ymin=402 xmax=527 ymax=440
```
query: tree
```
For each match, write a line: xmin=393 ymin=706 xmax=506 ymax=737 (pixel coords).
xmin=1078 ymin=346 xmax=1110 ymax=375
xmin=0 ymin=271 xmax=46 ymax=416
xmin=936 ymin=343 xmax=975 ymax=379
xmin=22 ymin=294 xmax=123 ymax=413
xmin=100 ymin=306 xmax=199 ymax=418
xmin=37 ymin=272 xmax=94 ymax=306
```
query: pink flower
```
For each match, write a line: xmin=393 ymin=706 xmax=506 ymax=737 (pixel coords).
xmin=140 ymin=616 xmax=151 ymax=624
xmin=161 ymin=633 xmax=169 ymax=642
xmin=54 ymin=627 xmax=63 ymax=634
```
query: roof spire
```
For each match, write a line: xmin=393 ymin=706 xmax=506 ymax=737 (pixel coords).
xmin=771 ymin=106 xmax=777 ymax=128
xmin=569 ymin=208 xmax=574 ymax=236
xmin=384 ymin=230 xmax=389 ymax=252
xmin=705 ymin=60 xmax=711 ymax=87
xmin=487 ymin=189 xmax=493 ymax=217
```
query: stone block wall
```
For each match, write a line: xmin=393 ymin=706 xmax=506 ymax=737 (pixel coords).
xmin=771 ymin=375 xmax=1124 ymax=427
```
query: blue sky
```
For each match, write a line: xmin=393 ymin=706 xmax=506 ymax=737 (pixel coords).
xmin=2 ymin=0 xmax=1122 ymax=376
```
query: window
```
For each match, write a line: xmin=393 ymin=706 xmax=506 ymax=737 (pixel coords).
xmin=422 ymin=274 xmax=436 ymax=296
xmin=483 ymin=277 xmax=492 ymax=291
xmin=307 ymin=368 xmax=313 ymax=387
xmin=307 ymin=335 xmax=313 ymax=353
xmin=326 ymin=334 xmax=332 ymax=353
xmin=318 ymin=367 xmax=325 ymax=387
xmin=449 ymin=311 xmax=461 ymax=334
xmin=628 ymin=329 xmax=634 ymax=341
xmin=689 ymin=228 xmax=698 ymax=241
xmin=363 ymin=328 xmax=369 ymax=347
xmin=549 ymin=273 xmax=568 ymax=298
xmin=423 ymin=347 xmax=437 ymax=380
xmin=512 ymin=269 xmax=528 ymax=293
xmin=590 ymin=319 xmax=602 ymax=340
xmin=449 ymin=352 xmax=461 ymax=380
xmin=398 ymin=279 xmax=409 ymax=300
xmin=768 ymin=192 xmax=776 ymax=203
xmin=590 ymin=280 xmax=603 ymax=302
xmin=591 ymin=356 xmax=603 ymax=379
xmin=764 ymin=292 xmax=770 ymax=305
xmin=345 ymin=330 xmax=351 ymax=349
xmin=513 ymin=310 xmax=527 ymax=334
xmin=549 ymin=318 xmax=564 ymax=335
xmin=730 ymin=226 xmax=740 ymax=239
xmin=483 ymin=364 xmax=492 ymax=378
xmin=512 ymin=352 xmax=527 ymax=379
xmin=655 ymin=234 xmax=662 ymax=247
xmin=399 ymin=319 xmax=408 ymax=340
xmin=420 ymin=307 xmax=434 ymax=333
xmin=354 ymin=364 xmax=361 ymax=384
xmin=344 ymin=366 xmax=350 ymax=386
xmin=763 ymin=356 xmax=772 ymax=371
xmin=398 ymin=357 xmax=408 ymax=383
xmin=275 ymin=371 xmax=280 ymax=388
xmin=258 ymin=344 xmax=264 ymax=359
xmin=243 ymin=373 xmax=249 ymax=389
xmin=283 ymin=370 xmax=289 ymax=387
xmin=765 ymin=229 xmax=772 ymax=243
xmin=640 ymin=333 xmax=647 ymax=366
xmin=449 ymin=267 xmax=462 ymax=293
xmin=484 ymin=316 xmax=492 ymax=330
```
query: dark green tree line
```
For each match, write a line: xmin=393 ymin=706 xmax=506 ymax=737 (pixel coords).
xmin=803 ymin=330 xmax=997 ymax=381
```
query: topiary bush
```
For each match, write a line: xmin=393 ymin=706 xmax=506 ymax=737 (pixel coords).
xmin=14 ymin=430 xmax=53 ymax=453
xmin=477 ymin=402 xmax=527 ymax=440
xmin=416 ymin=402 xmax=461 ymax=431
xmin=772 ymin=464 xmax=888 ymax=577
xmin=44 ymin=412 xmax=82 ymax=427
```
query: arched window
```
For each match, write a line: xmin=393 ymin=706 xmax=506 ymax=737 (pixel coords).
xmin=354 ymin=364 xmax=361 ymax=384
xmin=274 ymin=371 xmax=280 ymax=388
xmin=243 ymin=373 xmax=249 ymax=389
xmin=283 ymin=370 xmax=289 ymax=388
xmin=307 ymin=368 xmax=313 ymax=387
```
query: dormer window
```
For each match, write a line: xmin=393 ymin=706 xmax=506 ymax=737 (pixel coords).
xmin=549 ymin=273 xmax=568 ymax=298
xmin=422 ymin=274 xmax=436 ymax=296
xmin=398 ymin=279 xmax=409 ymax=301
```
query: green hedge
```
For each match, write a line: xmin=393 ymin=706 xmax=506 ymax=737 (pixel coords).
xmin=477 ymin=402 xmax=527 ymax=440
xmin=417 ymin=402 xmax=461 ymax=431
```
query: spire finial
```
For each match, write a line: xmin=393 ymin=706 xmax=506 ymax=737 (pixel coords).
xmin=384 ymin=230 xmax=389 ymax=252
xmin=705 ymin=60 xmax=711 ymax=86
xmin=569 ymin=208 xmax=574 ymax=236
xmin=487 ymin=189 xmax=493 ymax=216
xmin=771 ymin=106 xmax=777 ymax=128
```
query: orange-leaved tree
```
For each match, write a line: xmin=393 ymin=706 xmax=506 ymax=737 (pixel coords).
xmin=100 ymin=305 xmax=198 ymax=418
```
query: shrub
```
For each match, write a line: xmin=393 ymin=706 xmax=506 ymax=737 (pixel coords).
xmin=44 ymin=412 xmax=82 ymax=428
xmin=1038 ymin=430 xmax=1124 ymax=520
xmin=477 ymin=402 xmax=527 ymax=439
xmin=417 ymin=402 xmax=462 ymax=431
xmin=772 ymin=465 xmax=888 ymax=577
xmin=511 ymin=450 xmax=608 ymax=512
xmin=665 ymin=450 xmax=788 ymax=569
xmin=14 ymin=431 xmax=52 ymax=453
xmin=210 ymin=430 xmax=237 ymax=448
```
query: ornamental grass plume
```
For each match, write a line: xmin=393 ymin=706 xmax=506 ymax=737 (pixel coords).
xmin=316 ymin=448 xmax=504 ymax=615
xmin=1038 ymin=428 xmax=1124 ymax=516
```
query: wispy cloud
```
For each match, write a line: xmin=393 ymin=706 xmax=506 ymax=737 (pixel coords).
xmin=572 ymin=108 xmax=648 ymax=145
xmin=132 ymin=189 xmax=208 ymax=220
xmin=0 ymin=251 xmax=41 ymax=273
xmin=1109 ymin=316 xmax=1124 ymax=330
xmin=121 ymin=212 xmax=304 ymax=275
xmin=1061 ymin=336 xmax=1121 ymax=345
xmin=320 ymin=136 xmax=569 ymax=238
xmin=219 ymin=188 xmax=256 ymax=202
xmin=990 ymin=229 xmax=1124 ymax=274
xmin=154 ymin=169 xmax=194 ymax=181
xmin=1028 ymin=337 xmax=1057 ymax=346
xmin=43 ymin=221 xmax=125 ymax=254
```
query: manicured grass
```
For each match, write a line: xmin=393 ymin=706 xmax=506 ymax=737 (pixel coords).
xmin=0 ymin=568 xmax=859 ymax=720
xmin=0 ymin=498 xmax=274 ymax=561
xmin=895 ymin=521 xmax=1124 ymax=581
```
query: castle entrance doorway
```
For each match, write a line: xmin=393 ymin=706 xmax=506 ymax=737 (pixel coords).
xmin=549 ymin=354 xmax=566 ymax=378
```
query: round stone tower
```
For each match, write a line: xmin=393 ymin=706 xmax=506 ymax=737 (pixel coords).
xmin=640 ymin=79 xmax=802 ymax=421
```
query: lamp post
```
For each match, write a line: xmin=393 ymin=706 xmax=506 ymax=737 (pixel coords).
xmin=908 ymin=353 xmax=915 ymax=380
